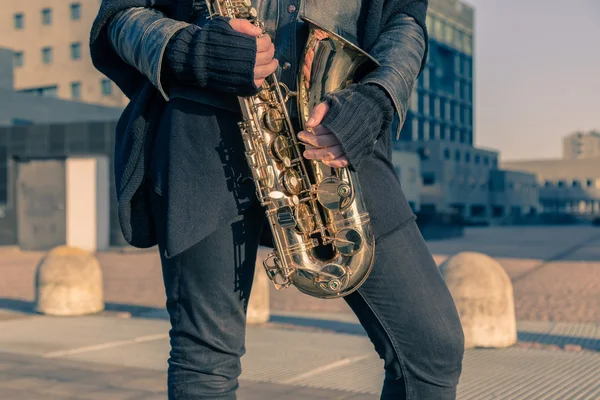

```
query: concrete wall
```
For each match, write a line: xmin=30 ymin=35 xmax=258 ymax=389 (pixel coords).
xmin=0 ymin=121 xmax=128 ymax=247
xmin=66 ymin=156 xmax=110 ymax=252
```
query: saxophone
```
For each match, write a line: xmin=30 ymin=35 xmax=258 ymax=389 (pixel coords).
xmin=206 ymin=0 xmax=378 ymax=299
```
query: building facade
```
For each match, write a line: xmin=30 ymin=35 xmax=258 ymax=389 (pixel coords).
xmin=399 ymin=0 xmax=474 ymax=145
xmin=502 ymin=158 xmax=600 ymax=218
xmin=0 ymin=0 xmax=127 ymax=107
xmin=488 ymin=170 xmax=540 ymax=222
xmin=563 ymin=130 xmax=600 ymax=160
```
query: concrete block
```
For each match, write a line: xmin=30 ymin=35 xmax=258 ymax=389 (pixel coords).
xmin=247 ymin=248 xmax=271 ymax=325
xmin=35 ymin=245 xmax=104 ymax=316
xmin=439 ymin=251 xmax=517 ymax=349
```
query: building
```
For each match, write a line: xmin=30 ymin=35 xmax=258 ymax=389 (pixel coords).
xmin=563 ymin=130 xmax=600 ymax=160
xmin=399 ymin=0 xmax=474 ymax=145
xmin=391 ymin=150 xmax=421 ymax=212
xmin=488 ymin=170 xmax=539 ymax=222
xmin=392 ymin=0 xmax=495 ymax=220
xmin=502 ymin=158 xmax=600 ymax=218
xmin=0 ymin=0 xmax=127 ymax=107
xmin=0 ymin=47 xmax=123 ymax=126
xmin=393 ymin=140 xmax=499 ymax=218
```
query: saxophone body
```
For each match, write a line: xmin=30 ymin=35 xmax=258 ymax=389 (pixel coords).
xmin=206 ymin=0 xmax=378 ymax=299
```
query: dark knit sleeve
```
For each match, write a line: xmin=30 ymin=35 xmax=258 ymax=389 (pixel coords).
xmin=319 ymin=83 xmax=394 ymax=171
xmin=161 ymin=17 xmax=259 ymax=96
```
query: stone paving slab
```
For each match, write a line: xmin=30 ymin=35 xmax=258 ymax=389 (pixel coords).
xmin=1 ymin=314 xmax=600 ymax=399
xmin=0 ymin=351 xmax=368 ymax=400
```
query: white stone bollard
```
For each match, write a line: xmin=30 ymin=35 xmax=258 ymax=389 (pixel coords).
xmin=439 ymin=251 xmax=517 ymax=349
xmin=35 ymin=245 xmax=104 ymax=316
xmin=246 ymin=247 xmax=271 ymax=325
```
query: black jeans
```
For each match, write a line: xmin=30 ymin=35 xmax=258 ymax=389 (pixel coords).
xmin=149 ymin=190 xmax=464 ymax=399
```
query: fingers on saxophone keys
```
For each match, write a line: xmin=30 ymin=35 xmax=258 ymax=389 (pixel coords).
xmin=298 ymin=131 xmax=339 ymax=148
xmin=303 ymin=145 xmax=344 ymax=161
xmin=322 ymin=156 xmax=349 ymax=168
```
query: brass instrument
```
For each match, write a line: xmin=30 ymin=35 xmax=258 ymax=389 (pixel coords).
xmin=206 ymin=0 xmax=378 ymax=299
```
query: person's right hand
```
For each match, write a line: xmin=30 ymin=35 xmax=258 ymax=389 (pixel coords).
xmin=229 ymin=19 xmax=278 ymax=89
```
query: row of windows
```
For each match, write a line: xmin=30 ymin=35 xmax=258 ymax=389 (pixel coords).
xmin=543 ymin=179 xmax=600 ymax=189
xmin=13 ymin=43 xmax=82 ymax=67
xmin=410 ymin=93 xmax=473 ymax=124
xmin=443 ymin=148 xmax=497 ymax=166
xmin=18 ymin=79 xmax=113 ymax=99
xmin=14 ymin=3 xmax=81 ymax=29
xmin=426 ymin=14 xmax=473 ymax=55
xmin=410 ymin=119 xmax=472 ymax=144
xmin=418 ymin=73 xmax=473 ymax=103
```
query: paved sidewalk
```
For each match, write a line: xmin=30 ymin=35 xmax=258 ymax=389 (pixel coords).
xmin=0 ymin=310 xmax=599 ymax=400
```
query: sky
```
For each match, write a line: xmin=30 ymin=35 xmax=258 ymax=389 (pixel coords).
xmin=461 ymin=0 xmax=600 ymax=161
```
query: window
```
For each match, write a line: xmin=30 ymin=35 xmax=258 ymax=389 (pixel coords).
xmin=70 ymin=42 xmax=81 ymax=60
xmin=42 ymin=8 xmax=52 ymax=25
xmin=465 ymin=152 xmax=470 ymax=163
xmin=544 ymin=181 xmax=552 ymax=188
xmin=71 ymin=82 xmax=81 ymax=99
xmin=474 ymin=154 xmax=480 ymax=164
xmin=483 ymin=156 xmax=489 ymax=165
xmin=454 ymin=149 xmax=460 ymax=162
xmin=70 ymin=3 xmax=82 ymax=20
xmin=422 ymin=172 xmax=435 ymax=186
xmin=13 ymin=51 xmax=24 ymax=67
xmin=19 ymin=85 xmax=58 ymax=97
xmin=444 ymin=148 xmax=450 ymax=160
xmin=42 ymin=47 xmax=53 ymax=64
xmin=572 ymin=180 xmax=580 ymax=188
xmin=101 ymin=79 xmax=113 ymax=95
xmin=14 ymin=13 xmax=24 ymax=29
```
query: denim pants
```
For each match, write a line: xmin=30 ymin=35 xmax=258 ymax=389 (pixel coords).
xmin=149 ymin=189 xmax=465 ymax=399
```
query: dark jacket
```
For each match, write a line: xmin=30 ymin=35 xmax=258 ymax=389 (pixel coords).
xmin=89 ymin=0 xmax=428 ymax=253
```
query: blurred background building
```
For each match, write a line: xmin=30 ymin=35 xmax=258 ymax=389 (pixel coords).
xmin=0 ymin=0 xmax=127 ymax=107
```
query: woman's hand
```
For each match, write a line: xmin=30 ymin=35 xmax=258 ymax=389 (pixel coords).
xmin=297 ymin=102 xmax=349 ymax=168
xmin=229 ymin=19 xmax=278 ymax=88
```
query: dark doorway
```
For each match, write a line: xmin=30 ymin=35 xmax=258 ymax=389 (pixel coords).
xmin=16 ymin=158 xmax=66 ymax=250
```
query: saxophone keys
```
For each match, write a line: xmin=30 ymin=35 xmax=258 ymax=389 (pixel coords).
xmin=281 ymin=169 xmax=302 ymax=195
xmin=263 ymin=108 xmax=284 ymax=133
xmin=334 ymin=228 xmax=363 ymax=256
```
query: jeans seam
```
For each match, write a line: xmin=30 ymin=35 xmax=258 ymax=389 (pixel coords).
xmin=355 ymin=288 xmax=414 ymax=399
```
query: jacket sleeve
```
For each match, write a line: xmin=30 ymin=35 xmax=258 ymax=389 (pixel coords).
xmin=107 ymin=7 xmax=189 ymax=100
xmin=359 ymin=13 xmax=427 ymax=140
xmin=89 ymin=0 xmax=195 ymax=99
xmin=319 ymin=14 xmax=426 ymax=171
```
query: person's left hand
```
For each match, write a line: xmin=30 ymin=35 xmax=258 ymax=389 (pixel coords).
xmin=297 ymin=102 xmax=349 ymax=168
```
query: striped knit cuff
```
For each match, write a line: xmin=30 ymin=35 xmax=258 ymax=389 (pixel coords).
xmin=163 ymin=17 xmax=258 ymax=96
xmin=320 ymin=83 xmax=395 ymax=171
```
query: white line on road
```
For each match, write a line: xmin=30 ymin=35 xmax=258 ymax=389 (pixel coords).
xmin=42 ymin=333 xmax=169 ymax=358
xmin=279 ymin=354 xmax=372 ymax=384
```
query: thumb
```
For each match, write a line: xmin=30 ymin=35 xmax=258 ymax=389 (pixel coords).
xmin=307 ymin=102 xmax=329 ymax=127
xmin=229 ymin=19 xmax=262 ymax=37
